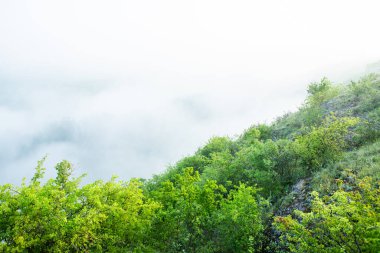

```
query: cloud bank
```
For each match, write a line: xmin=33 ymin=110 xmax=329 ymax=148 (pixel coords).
xmin=1 ymin=0 xmax=379 ymax=184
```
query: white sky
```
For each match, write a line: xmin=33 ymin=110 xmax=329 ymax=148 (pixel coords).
xmin=0 ymin=0 xmax=380 ymax=184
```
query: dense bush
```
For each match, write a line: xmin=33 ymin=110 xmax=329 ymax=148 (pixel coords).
xmin=0 ymin=160 xmax=159 ymax=252
xmin=274 ymin=177 xmax=380 ymax=253
xmin=292 ymin=116 xmax=359 ymax=173
xmin=148 ymin=167 xmax=265 ymax=253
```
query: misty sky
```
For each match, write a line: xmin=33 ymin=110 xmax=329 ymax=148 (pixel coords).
xmin=1 ymin=0 xmax=380 ymax=184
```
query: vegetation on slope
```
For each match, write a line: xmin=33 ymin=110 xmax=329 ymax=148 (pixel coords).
xmin=0 ymin=73 xmax=379 ymax=252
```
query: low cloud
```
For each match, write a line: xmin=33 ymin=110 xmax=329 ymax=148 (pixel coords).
xmin=0 ymin=0 xmax=379 ymax=184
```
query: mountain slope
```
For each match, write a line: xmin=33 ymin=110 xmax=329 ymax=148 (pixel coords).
xmin=0 ymin=73 xmax=379 ymax=252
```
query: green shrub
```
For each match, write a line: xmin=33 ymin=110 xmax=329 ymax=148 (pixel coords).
xmin=275 ymin=177 xmax=380 ymax=253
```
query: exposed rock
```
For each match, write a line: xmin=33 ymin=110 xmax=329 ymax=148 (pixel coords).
xmin=275 ymin=178 xmax=312 ymax=216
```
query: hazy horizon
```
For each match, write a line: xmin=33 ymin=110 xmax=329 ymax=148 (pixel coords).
xmin=1 ymin=0 xmax=380 ymax=184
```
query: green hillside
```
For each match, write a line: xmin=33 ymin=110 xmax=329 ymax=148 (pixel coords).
xmin=1 ymin=74 xmax=379 ymax=252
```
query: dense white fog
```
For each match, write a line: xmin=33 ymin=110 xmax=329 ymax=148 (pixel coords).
xmin=1 ymin=0 xmax=379 ymax=183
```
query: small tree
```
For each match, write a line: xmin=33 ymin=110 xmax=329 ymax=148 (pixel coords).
xmin=213 ymin=184 xmax=264 ymax=252
xmin=293 ymin=115 xmax=359 ymax=173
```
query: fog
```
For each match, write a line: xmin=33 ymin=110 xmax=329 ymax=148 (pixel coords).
xmin=1 ymin=0 xmax=380 ymax=184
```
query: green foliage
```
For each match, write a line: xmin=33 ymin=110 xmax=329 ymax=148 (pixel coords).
xmin=348 ymin=74 xmax=380 ymax=115
xmin=306 ymin=78 xmax=340 ymax=108
xmin=213 ymin=184 xmax=264 ymax=252
xmin=202 ymin=151 xmax=234 ymax=184
xmin=197 ymin=136 xmax=237 ymax=158
xmin=274 ymin=177 xmax=380 ymax=253
xmin=0 ymin=160 xmax=159 ymax=252
xmin=272 ymin=139 xmax=305 ymax=185
xmin=307 ymin=77 xmax=332 ymax=96
xmin=145 ymin=154 xmax=211 ymax=192
xmin=272 ymin=78 xmax=340 ymax=139
xmin=149 ymin=168 xmax=221 ymax=252
xmin=312 ymin=139 xmax=380 ymax=195
xmin=149 ymin=168 xmax=264 ymax=253
xmin=353 ymin=107 xmax=380 ymax=145
xmin=271 ymin=74 xmax=379 ymax=140
xmin=231 ymin=141 xmax=282 ymax=197
xmin=176 ymin=154 xmax=211 ymax=173
xmin=238 ymin=124 xmax=273 ymax=145
xmin=292 ymin=116 xmax=359 ymax=172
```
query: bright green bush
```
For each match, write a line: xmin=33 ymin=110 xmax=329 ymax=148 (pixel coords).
xmin=197 ymin=136 xmax=237 ymax=158
xmin=213 ymin=184 xmax=265 ymax=252
xmin=149 ymin=168 xmax=264 ymax=253
xmin=274 ymin=177 xmax=380 ymax=253
xmin=0 ymin=160 xmax=159 ymax=252
xmin=292 ymin=116 xmax=359 ymax=172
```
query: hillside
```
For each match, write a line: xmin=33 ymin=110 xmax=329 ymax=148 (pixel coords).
xmin=0 ymin=73 xmax=379 ymax=252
